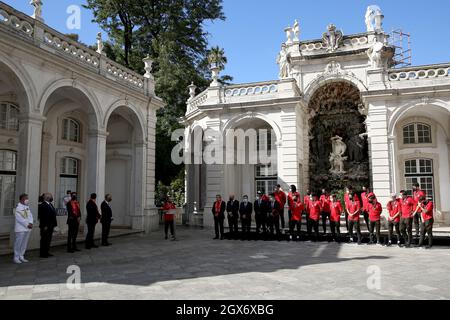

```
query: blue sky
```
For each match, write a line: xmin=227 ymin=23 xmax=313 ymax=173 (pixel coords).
xmin=6 ymin=0 xmax=450 ymax=84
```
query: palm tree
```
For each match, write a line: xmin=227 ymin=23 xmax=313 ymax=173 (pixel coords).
xmin=207 ymin=46 xmax=227 ymax=71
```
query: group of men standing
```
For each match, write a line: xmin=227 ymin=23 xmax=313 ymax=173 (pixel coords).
xmin=12 ymin=191 xmax=114 ymax=263
xmin=211 ymin=183 xmax=435 ymax=249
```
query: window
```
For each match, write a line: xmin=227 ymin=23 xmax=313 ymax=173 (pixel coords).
xmin=0 ymin=103 xmax=19 ymax=131
xmin=62 ymin=118 xmax=81 ymax=143
xmin=59 ymin=157 xmax=79 ymax=209
xmin=0 ymin=150 xmax=17 ymax=217
xmin=255 ymin=129 xmax=278 ymax=195
xmin=403 ymin=123 xmax=431 ymax=144
xmin=405 ymin=159 xmax=434 ymax=201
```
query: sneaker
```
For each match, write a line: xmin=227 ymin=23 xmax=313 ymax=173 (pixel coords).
xmin=13 ymin=259 xmax=22 ymax=264
xmin=19 ymin=257 xmax=29 ymax=263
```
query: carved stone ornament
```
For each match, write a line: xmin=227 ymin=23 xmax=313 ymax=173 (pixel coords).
xmin=322 ymin=24 xmax=343 ymax=53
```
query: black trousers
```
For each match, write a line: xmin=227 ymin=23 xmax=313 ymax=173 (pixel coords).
xmin=279 ymin=208 xmax=285 ymax=229
xmin=362 ymin=211 xmax=370 ymax=230
xmin=414 ymin=214 xmax=422 ymax=236
xmin=369 ymin=220 xmax=381 ymax=243
xmin=388 ymin=221 xmax=401 ymax=243
xmin=164 ymin=220 xmax=175 ymax=237
xmin=321 ymin=211 xmax=330 ymax=234
xmin=40 ymin=227 xmax=54 ymax=256
xmin=102 ymin=221 xmax=111 ymax=245
xmin=228 ymin=215 xmax=239 ymax=234
xmin=330 ymin=220 xmax=340 ymax=239
xmin=268 ymin=215 xmax=281 ymax=236
xmin=85 ymin=223 xmax=97 ymax=248
xmin=344 ymin=212 xmax=349 ymax=230
xmin=307 ymin=218 xmax=319 ymax=241
xmin=348 ymin=220 xmax=362 ymax=243
xmin=67 ymin=221 xmax=79 ymax=250
xmin=419 ymin=219 xmax=433 ymax=247
xmin=255 ymin=214 xmax=267 ymax=233
xmin=214 ymin=217 xmax=224 ymax=238
xmin=400 ymin=217 xmax=413 ymax=245
xmin=241 ymin=218 xmax=251 ymax=234
xmin=289 ymin=220 xmax=301 ymax=238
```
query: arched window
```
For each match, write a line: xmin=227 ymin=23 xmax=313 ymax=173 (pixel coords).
xmin=62 ymin=118 xmax=81 ymax=143
xmin=0 ymin=102 xmax=19 ymax=131
xmin=405 ymin=159 xmax=434 ymax=201
xmin=403 ymin=123 xmax=432 ymax=144
xmin=0 ymin=150 xmax=17 ymax=217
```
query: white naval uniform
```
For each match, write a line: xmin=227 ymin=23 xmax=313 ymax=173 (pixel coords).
xmin=14 ymin=202 xmax=34 ymax=262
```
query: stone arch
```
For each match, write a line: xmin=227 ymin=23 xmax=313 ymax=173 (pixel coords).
xmin=388 ymin=99 xmax=450 ymax=136
xmin=303 ymin=73 xmax=368 ymax=106
xmin=39 ymin=78 xmax=102 ymax=129
xmin=103 ymin=99 xmax=146 ymax=142
xmin=0 ymin=51 xmax=36 ymax=113
xmin=222 ymin=112 xmax=283 ymax=143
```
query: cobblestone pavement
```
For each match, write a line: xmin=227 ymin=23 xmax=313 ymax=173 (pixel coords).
xmin=1 ymin=227 xmax=449 ymax=300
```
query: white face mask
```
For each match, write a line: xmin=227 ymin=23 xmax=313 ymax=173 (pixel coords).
xmin=24 ymin=200 xmax=30 ymax=206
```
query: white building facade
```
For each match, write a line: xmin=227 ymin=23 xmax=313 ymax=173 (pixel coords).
xmin=183 ymin=7 xmax=450 ymax=228
xmin=0 ymin=2 xmax=163 ymax=248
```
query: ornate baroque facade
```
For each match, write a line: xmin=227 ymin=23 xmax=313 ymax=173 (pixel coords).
xmin=0 ymin=2 xmax=163 ymax=247
xmin=183 ymin=7 xmax=450 ymax=228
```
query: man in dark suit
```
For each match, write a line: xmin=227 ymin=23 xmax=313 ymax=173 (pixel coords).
xmin=38 ymin=193 xmax=57 ymax=258
xmin=254 ymin=191 xmax=268 ymax=235
xmin=100 ymin=194 xmax=113 ymax=246
xmin=239 ymin=195 xmax=253 ymax=239
xmin=212 ymin=195 xmax=226 ymax=240
xmin=85 ymin=193 xmax=101 ymax=249
xmin=226 ymin=194 xmax=239 ymax=238
xmin=268 ymin=193 xmax=282 ymax=239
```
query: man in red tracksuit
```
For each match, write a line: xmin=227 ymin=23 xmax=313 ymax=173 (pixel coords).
xmin=412 ymin=183 xmax=426 ymax=237
xmin=161 ymin=197 xmax=177 ymax=241
xmin=346 ymin=193 xmax=362 ymax=244
xmin=274 ymin=185 xmax=287 ymax=230
xmin=399 ymin=190 xmax=415 ymax=247
xmin=367 ymin=193 xmax=382 ymax=245
xmin=288 ymin=185 xmax=301 ymax=221
xmin=307 ymin=194 xmax=321 ymax=242
xmin=320 ymin=189 xmax=331 ymax=235
xmin=330 ymin=194 xmax=343 ymax=242
xmin=361 ymin=186 xmax=371 ymax=231
xmin=288 ymin=195 xmax=304 ymax=241
xmin=417 ymin=196 xmax=434 ymax=249
xmin=387 ymin=193 xmax=401 ymax=246
xmin=344 ymin=186 xmax=358 ymax=230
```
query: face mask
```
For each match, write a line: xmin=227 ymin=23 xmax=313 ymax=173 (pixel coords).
xmin=243 ymin=198 xmax=248 ymax=203
xmin=24 ymin=200 xmax=30 ymax=206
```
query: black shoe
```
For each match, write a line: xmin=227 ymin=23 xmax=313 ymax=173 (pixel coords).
xmin=213 ymin=237 xmax=219 ymax=240
xmin=220 ymin=237 xmax=224 ymax=240
xmin=67 ymin=249 xmax=75 ymax=253
xmin=47 ymin=253 xmax=54 ymax=257
xmin=91 ymin=245 xmax=99 ymax=248
xmin=40 ymin=254 xmax=49 ymax=258
xmin=102 ymin=243 xmax=110 ymax=247
xmin=85 ymin=246 xmax=92 ymax=250
xmin=74 ymin=248 xmax=81 ymax=252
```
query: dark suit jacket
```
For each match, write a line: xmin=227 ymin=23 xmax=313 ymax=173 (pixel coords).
xmin=269 ymin=200 xmax=281 ymax=217
xmin=226 ymin=200 xmax=240 ymax=219
xmin=254 ymin=199 xmax=269 ymax=216
xmin=100 ymin=201 xmax=113 ymax=224
xmin=38 ymin=202 xmax=57 ymax=229
xmin=86 ymin=200 xmax=100 ymax=225
xmin=239 ymin=202 xmax=253 ymax=220
xmin=212 ymin=201 xmax=226 ymax=220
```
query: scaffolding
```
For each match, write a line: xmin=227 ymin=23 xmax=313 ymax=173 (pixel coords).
xmin=389 ymin=29 xmax=412 ymax=68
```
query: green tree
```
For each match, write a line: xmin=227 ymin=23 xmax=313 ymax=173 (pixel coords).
xmin=84 ymin=0 xmax=229 ymax=202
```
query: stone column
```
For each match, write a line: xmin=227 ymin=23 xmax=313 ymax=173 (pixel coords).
xmin=366 ymin=101 xmax=391 ymax=208
xmin=278 ymin=111 xmax=298 ymax=192
xmin=131 ymin=142 xmax=146 ymax=230
xmin=16 ymin=113 xmax=45 ymax=249
xmin=87 ymin=129 xmax=107 ymax=198
xmin=388 ymin=135 xmax=398 ymax=193
xmin=144 ymin=111 xmax=158 ymax=233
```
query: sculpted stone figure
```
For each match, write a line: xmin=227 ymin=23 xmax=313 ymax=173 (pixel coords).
xmin=367 ymin=40 xmax=395 ymax=69
xmin=322 ymin=24 xmax=343 ymax=53
xmin=30 ymin=0 xmax=43 ymax=21
xmin=329 ymin=135 xmax=347 ymax=174
xmin=276 ymin=44 xmax=291 ymax=79
xmin=293 ymin=20 xmax=300 ymax=42
xmin=365 ymin=5 xmax=384 ymax=32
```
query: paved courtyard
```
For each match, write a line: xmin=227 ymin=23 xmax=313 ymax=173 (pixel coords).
xmin=0 ymin=227 xmax=450 ymax=300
